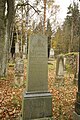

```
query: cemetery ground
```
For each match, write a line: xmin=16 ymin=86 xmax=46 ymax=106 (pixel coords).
xmin=0 ymin=59 xmax=77 ymax=120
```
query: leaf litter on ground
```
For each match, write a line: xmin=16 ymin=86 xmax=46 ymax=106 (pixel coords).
xmin=0 ymin=59 xmax=77 ymax=120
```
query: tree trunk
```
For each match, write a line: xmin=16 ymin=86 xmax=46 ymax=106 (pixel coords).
xmin=43 ymin=0 xmax=47 ymax=33
xmin=0 ymin=0 xmax=7 ymax=77
xmin=2 ymin=21 xmax=8 ymax=76
xmin=0 ymin=0 xmax=15 ymax=77
xmin=7 ymin=0 xmax=15 ymax=56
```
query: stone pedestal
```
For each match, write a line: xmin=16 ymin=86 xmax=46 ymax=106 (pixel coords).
xmin=73 ymin=92 xmax=80 ymax=120
xmin=22 ymin=92 xmax=53 ymax=120
xmin=75 ymin=92 xmax=80 ymax=114
xmin=22 ymin=33 xmax=53 ymax=120
xmin=32 ymin=118 xmax=53 ymax=120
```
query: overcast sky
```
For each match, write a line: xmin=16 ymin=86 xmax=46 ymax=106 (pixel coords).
xmin=25 ymin=0 xmax=80 ymax=29
xmin=54 ymin=0 xmax=80 ymax=23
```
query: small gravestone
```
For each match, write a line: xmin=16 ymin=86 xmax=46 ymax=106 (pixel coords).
xmin=56 ymin=55 xmax=64 ymax=80
xmin=22 ymin=33 xmax=53 ymax=120
xmin=14 ymin=58 xmax=24 ymax=86
xmin=50 ymin=48 xmax=54 ymax=58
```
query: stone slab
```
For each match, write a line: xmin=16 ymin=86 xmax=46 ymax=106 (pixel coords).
xmin=22 ymin=92 xmax=53 ymax=120
xmin=73 ymin=111 xmax=80 ymax=120
xmin=27 ymin=33 xmax=48 ymax=92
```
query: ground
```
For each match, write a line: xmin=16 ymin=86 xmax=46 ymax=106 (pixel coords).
xmin=0 ymin=59 xmax=77 ymax=120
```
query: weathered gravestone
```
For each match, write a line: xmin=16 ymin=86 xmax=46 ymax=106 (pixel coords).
xmin=56 ymin=55 xmax=64 ymax=80
xmin=22 ymin=33 xmax=53 ymax=120
xmin=50 ymin=48 xmax=54 ymax=58
xmin=14 ymin=58 xmax=24 ymax=87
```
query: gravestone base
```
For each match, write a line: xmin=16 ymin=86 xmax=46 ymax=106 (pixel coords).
xmin=55 ymin=75 xmax=64 ymax=80
xmin=20 ymin=116 xmax=54 ymax=120
xmin=15 ymin=74 xmax=24 ymax=87
xmin=22 ymin=92 xmax=53 ymax=120
xmin=32 ymin=117 xmax=54 ymax=120
xmin=73 ymin=111 xmax=80 ymax=120
xmin=55 ymin=76 xmax=64 ymax=86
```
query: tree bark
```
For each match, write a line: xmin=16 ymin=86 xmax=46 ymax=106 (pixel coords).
xmin=0 ymin=0 xmax=6 ymax=77
xmin=44 ymin=0 xmax=47 ymax=33
xmin=0 ymin=0 xmax=15 ymax=77
xmin=7 ymin=0 xmax=15 ymax=54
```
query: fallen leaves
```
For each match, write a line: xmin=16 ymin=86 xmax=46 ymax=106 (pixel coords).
xmin=48 ymin=60 xmax=77 ymax=120
xmin=0 ymin=65 xmax=25 ymax=120
xmin=0 ymin=60 xmax=78 ymax=120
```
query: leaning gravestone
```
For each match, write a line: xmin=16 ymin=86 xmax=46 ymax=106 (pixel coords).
xmin=14 ymin=58 xmax=24 ymax=86
xmin=22 ymin=33 xmax=53 ymax=120
xmin=56 ymin=55 xmax=64 ymax=80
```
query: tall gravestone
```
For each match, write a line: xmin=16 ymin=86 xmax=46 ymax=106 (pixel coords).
xmin=14 ymin=58 xmax=24 ymax=87
xmin=22 ymin=33 xmax=53 ymax=120
xmin=15 ymin=41 xmax=24 ymax=86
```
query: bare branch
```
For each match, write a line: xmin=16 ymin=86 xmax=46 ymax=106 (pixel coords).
xmin=15 ymin=1 xmax=41 ymax=15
